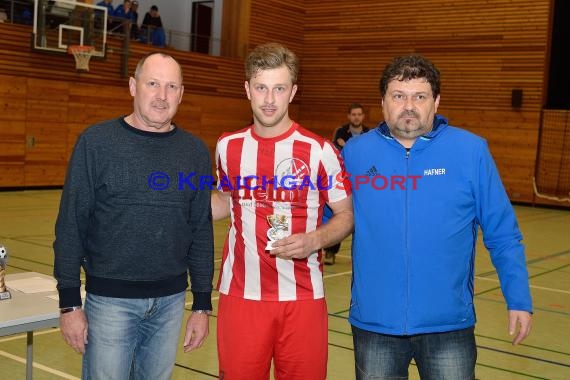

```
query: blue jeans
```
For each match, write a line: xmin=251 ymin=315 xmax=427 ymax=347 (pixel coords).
xmin=352 ymin=325 xmax=476 ymax=380
xmin=82 ymin=292 xmax=186 ymax=380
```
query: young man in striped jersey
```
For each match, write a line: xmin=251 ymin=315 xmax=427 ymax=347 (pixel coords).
xmin=211 ymin=42 xmax=353 ymax=380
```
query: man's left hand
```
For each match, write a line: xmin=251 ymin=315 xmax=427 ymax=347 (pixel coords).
xmin=269 ymin=233 xmax=317 ymax=260
xmin=183 ymin=312 xmax=209 ymax=352
xmin=508 ymin=310 xmax=532 ymax=345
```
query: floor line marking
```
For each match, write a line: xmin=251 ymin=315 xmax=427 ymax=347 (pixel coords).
xmin=0 ymin=328 xmax=60 ymax=343
xmin=0 ymin=349 xmax=80 ymax=379
xmin=475 ymin=276 xmax=570 ymax=294
xmin=478 ymin=249 xmax=570 ymax=277
xmin=478 ymin=345 xmax=570 ymax=368
xmin=324 ymin=270 xmax=352 ymax=279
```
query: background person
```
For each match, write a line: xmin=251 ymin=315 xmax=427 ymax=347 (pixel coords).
xmin=141 ymin=4 xmax=165 ymax=47
xmin=130 ymin=0 xmax=140 ymax=40
xmin=332 ymin=102 xmax=370 ymax=150
xmin=342 ymin=54 xmax=533 ymax=379
xmin=95 ymin=0 xmax=114 ymax=30
xmin=211 ymin=42 xmax=353 ymax=380
xmin=324 ymin=103 xmax=370 ymax=264
xmin=112 ymin=0 xmax=131 ymax=20
xmin=110 ymin=0 xmax=131 ymax=32
xmin=96 ymin=0 xmax=113 ymax=15
xmin=53 ymin=52 xmax=214 ymax=380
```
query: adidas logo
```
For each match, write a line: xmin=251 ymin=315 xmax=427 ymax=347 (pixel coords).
xmin=365 ymin=165 xmax=378 ymax=176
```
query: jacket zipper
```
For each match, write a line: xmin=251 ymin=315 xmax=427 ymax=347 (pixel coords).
xmin=404 ymin=147 xmax=410 ymax=334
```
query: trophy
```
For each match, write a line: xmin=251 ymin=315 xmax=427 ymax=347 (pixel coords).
xmin=266 ymin=214 xmax=291 ymax=250
xmin=0 ymin=244 xmax=11 ymax=300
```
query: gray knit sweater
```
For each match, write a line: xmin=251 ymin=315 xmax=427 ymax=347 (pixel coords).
xmin=54 ymin=117 xmax=214 ymax=310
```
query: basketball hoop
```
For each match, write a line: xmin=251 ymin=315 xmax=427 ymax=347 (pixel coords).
xmin=68 ymin=45 xmax=95 ymax=72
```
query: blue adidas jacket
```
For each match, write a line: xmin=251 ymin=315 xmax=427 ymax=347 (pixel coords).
xmin=342 ymin=115 xmax=532 ymax=335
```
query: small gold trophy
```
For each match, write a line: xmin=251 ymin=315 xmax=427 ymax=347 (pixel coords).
xmin=266 ymin=214 xmax=290 ymax=250
xmin=0 ymin=244 xmax=11 ymax=300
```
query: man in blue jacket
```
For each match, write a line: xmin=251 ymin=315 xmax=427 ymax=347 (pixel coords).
xmin=342 ymin=55 xmax=532 ymax=379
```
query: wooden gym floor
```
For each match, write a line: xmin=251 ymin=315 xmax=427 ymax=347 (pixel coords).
xmin=0 ymin=189 xmax=568 ymax=379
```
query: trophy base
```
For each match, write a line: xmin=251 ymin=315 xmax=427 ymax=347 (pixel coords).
xmin=0 ymin=290 xmax=11 ymax=300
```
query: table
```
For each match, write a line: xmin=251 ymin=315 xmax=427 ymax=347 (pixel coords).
xmin=0 ymin=272 xmax=60 ymax=380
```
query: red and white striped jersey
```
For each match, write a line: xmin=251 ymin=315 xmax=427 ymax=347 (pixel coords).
xmin=215 ymin=123 xmax=351 ymax=301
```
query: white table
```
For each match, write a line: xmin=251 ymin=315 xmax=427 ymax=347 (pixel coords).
xmin=0 ymin=272 xmax=60 ymax=380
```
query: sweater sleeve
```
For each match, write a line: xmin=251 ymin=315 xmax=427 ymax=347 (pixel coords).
xmin=331 ymin=126 xmax=344 ymax=150
xmin=53 ymin=133 xmax=96 ymax=308
xmin=187 ymin=143 xmax=215 ymax=311
xmin=142 ymin=13 xmax=150 ymax=26
xmin=475 ymin=140 xmax=533 ymax=313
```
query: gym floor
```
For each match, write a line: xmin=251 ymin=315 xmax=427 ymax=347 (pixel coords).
xmin=0 ymin=190 xmax=568 ymax=379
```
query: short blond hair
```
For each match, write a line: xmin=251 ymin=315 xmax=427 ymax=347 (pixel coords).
xmin=245 ymin=43 xmax=299 ymax=84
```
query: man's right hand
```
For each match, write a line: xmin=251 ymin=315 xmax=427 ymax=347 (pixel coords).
xmin=60 ymin=309 xmax=88 ymax=354
xmin=211 ymin=191 xmax=231 ymax=221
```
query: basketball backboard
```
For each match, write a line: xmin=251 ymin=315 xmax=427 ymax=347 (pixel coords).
xmin=32 ymin=0 xmax=107 ymax=58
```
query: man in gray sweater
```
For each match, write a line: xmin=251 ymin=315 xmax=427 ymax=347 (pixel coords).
xmin=53 ymin=52 xmax=214 ymax=379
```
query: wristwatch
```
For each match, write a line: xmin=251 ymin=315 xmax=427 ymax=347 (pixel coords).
xmin=192 ymin=309 xmax=212 ymax=315
xmin=60 ymin=306 xmax=82 ymax=314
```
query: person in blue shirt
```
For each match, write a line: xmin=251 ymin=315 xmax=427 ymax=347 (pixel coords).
xmin=113 ymin=0 xmax=131 ymax=20
xmin=343 ymin=54 xmax=533 ymax=379
xmin=96 ymin=0 xmax=114 ymax=15
xmin=110 ymin=0 xmax=132 ymax=33
xmin=95 ymin=0 xmax=114 ymax=30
